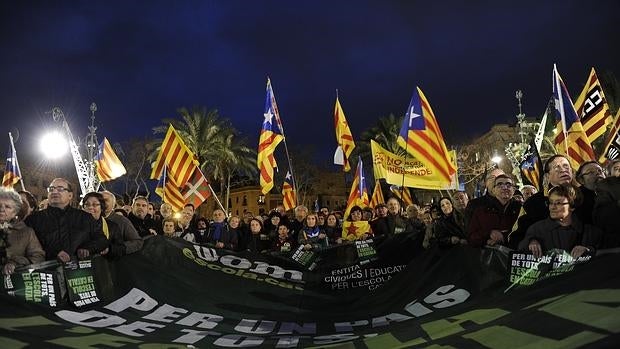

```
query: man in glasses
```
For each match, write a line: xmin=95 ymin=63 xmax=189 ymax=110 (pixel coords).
xmin=25 ymin=178 xmax=107 ymax=263
xmin=467 ymin=174 xmax=521 ymax=247
xmin=575 ymin=161 xmax=605 ymax=224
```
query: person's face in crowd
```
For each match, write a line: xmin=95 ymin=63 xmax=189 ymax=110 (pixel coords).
xmin=243 ymin=212 xmax=253 ymax=223
xmin=494 ymin=177 xmax=515 ymax=202
xmin=147 ymin=204 xmax=155 ymax=217
xmin=163 ymin=221 xmax=175 ymax=236
xmin=278 ymin=225 xmax=289 ymax=239
xmin=295 ymin=207 xmax=308 ymax=222
xmin=522 ymin=186 xmax=537 ymax=200
xmin=547 ymin=157 xmax=573 ymax=187
xmin=306 ymin=214 xmax=317 ymax=227
xmin=548 ymin=192 xmax=572 ymax=221
xmin=229 ymin=216 xmax=240 ymax=229
xmin=439 ymin=199 xmax=453 ymax=216
xmin=376 ymin=206 xmax=388 ymax=218
xmin=197 ymin=220 xmax=207 ymax=230
xmin=387 ymin=199 xmax=400 ymax=215
xmin=406 ymin=205 xmax=419 ymax=219
xmin=317 ymin=215 xmax=325 ymax=226
xmin=185 ymin=205 xmax=195 ymax=216
xmin=212 ymin=209 xmax=226 ymax=223
xmin=485 ymin=169 xmax=504 ymax=195
xmin=512 ymin=194 xmax=524 ymax=204
xmin=160 ymin=203 xmax=172 ymax=219
xmin=38 ymin=199 xmax=48 ymax=210
xmin=430 ymin=207 xmax=441 ymax=220
xmin=250 ymin=220 xmax=262 ymax=234
xmin=579 ymin=163 xmax=606 ymax=190
xmin=19 ymin=193 xmax=33 ymax=218
xmin=326 ymin=214 xmax=338 ymax=227
xmin=320 ymin=207 xmax=329 ymax=216
xmin=101 ymin=192 xmax=115 ymax=216
xmin=180 ymin=206 xmax=193 ymax=225
xmin=421 ymin=212 xmax=432 ymax=225
xmin=47 ymin=179 xmax=73 ymax=209
xmin=612 ymin=161 xmax=620 ymax=178
xmin=83 ymin=196 xmax=102 ymax=221
xmin=122 ymin=205 xmax=132 ymax=215
xmin=271 ymin=215 xmax=281 ymax=226
xmin=132 ymin=199 xmax=149 ymax=219
xmin=0 ymin=198 xmax=18 ymax=223
xmin=350 ymin=210 xmax=362 ymax=222
xmin=453 ymin=192 xmax=469 ymax=211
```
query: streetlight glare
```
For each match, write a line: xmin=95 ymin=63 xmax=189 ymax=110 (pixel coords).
xmin=491 ymin=155 xmax=502 ymax=164
xmin=40 ymin=131 xmax=68 ymax=159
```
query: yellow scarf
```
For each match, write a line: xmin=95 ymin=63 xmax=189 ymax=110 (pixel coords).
xmin=102 ymin=217 xmax=109 ymax=239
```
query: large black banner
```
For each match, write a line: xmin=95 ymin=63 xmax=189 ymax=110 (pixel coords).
xmin=1 ymin=235 xmax=619 ymax=348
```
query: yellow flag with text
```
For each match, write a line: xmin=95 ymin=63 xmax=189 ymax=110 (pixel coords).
xmin=371 ymin=140 xmax=457 ymax=190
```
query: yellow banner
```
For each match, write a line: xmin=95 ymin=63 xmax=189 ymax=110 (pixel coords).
xmin=371 ymin=140 xmax=458 ymax=190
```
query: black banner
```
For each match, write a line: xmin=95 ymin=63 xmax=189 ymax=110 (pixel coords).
xmin=1 ymin=235 xmax=619 ymax=348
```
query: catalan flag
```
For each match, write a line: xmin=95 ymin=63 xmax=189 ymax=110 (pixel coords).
xmin=397 ymin=87 xmax=455 ymax=183
xmin=150 ymin=124 xmax=200 ymax=187
xmin=342 ymin=220 xmax=371 ymax=242
xmin=573 ymin=68 xmax=611 ymax=143
xmin=281 ymin=170 xmax=297 ymax=212
xmin=155 ymin=165 xmax=185 ymax=212
xmin=333 ymin=96 xmax=355 ymax=172
xmin=95 ymin=137 xmax=126 ymax=182
xmin=182 ymin=167 xmax=211 ymax=209
xmin=2 ymin=138 xmax=21 ymax=188
xmin=257 ymin=78 xmax=284 ymax=194
xmin=344 ymin=157 xmax=369 ymax=218
xmin=369 ymin=180 xmax=385 ymax=209
xmin=553 ymin=64 xmax=595 ymax=168
xmin=519 ymin=140 xmax=544 ymax=192
xmin=390 ymin=185 xmax=414 ymax=206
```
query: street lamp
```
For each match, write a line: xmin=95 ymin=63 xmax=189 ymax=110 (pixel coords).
xmin=491 ymin=154 xmax=502 ymax=165
xmin=40 ymin=131 xmax=68 ymax=159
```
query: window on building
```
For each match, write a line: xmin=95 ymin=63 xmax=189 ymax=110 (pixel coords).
xmin=242 ymin=195 xmax=247 ymax=206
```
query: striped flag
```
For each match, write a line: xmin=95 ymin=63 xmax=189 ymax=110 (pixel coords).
xmin=397 ymin=87 xmax=455 ymax=183
xmin=369 ymin=180 xmax=385 ymax=208
xmin=390 ymin=185 xmax=413 ymax=206
xmin=574 ymin=68 xmax=611 ymax=143
xmin=95 ymin=137 xmax=126 ymax=182
xmin=182 ymin=167 xmax=211 ymax=209
xmin=333 ymin=96 xmax=355 ymax=172
xmin=155 ymin=165 xmax=185 ymax=212
xmin=553 ymin=64 xmax=595 ymax=168
xmin=150 ymin=124 xmax=200 ymax=187
xmin=599 ymin=108 xmax=620 ymax=162
xmin=344 ymin=156 xmax=369 ymax=218
xmin=281 ymin=170 xmax=297 ymax=212
xmin=257 ymin=78 xmax=284 ymax=194
xmin=2 ymin=141 xmax=21 ymax=188
xmin=519 ymin=140 xmax=544 ymax=192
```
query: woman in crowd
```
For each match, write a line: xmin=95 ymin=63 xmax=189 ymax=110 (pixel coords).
xmin=228 ymin=215 xmax=246 ymax=251
xmin=205 ymin=209 xmax=237 ymax=250
xmin=271 ymin=223 xmax=296 ymax=253
xmin=263 ymin=211 xmax=282 ymax=241
xmin=519 ymin=185 xmax=601 ymax=259
xmin=17 ymin=190 xmax=37 ymax=220
xmin=247 ymin=217 xmax=271 ymax=253
xmin=0 ymin=187 xmax=45 ymax=275
xmin=82 ymin=192 xmax=131 ymax=259
xmin=299 ymin=212 xmax=328 ymax=251
xmin=432 ymin=197 xmax=468 ymax=248
xmin=323 ymin=213 xmax=341 ymax=244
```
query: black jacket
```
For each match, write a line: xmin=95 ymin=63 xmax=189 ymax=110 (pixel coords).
xmin=25 ymin=206 xmax=107 ymax=260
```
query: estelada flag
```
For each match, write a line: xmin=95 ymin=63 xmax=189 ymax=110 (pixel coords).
xmin=344 ymin=156 xmax=369 ymax=218
xmin=397 ymin=87 xmax=455 ymax=183
xmin=281 ymin=170 xmax=297 ymax=212
xmin=182 ymin=167 xmax=211 ymax=209
xmin=257 ymin=78 xmax=284 ymax=194
xmin=150 ymin=124 xmax=200 ymax=187
xmin=369 ymin=180 xmax=385 ymax=209
xmin=95 ymin=137 xmax=126 ymax=182
xmin=2 ymin=140 xmax=21 ymax=188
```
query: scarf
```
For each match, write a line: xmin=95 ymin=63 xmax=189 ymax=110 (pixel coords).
xmin=303 ymin=225 xmax=320 ymax=239
xmin=211 ymin=222 xmax=225 ymax=241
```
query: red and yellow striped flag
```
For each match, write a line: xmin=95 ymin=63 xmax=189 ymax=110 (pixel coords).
xmin=344 ymin=157 xmax=369 ymax=218
xmin=95 ymin=137 xmax=126 ymax=182
xmin=390 ymin=185 xmax=414 ymax=206
xmin=150 ymin=124 xmax=200 ymax=187
xmin=155 ymin=165 xmax=185 ymax=212
xmin=281 ymin=170 xmax=297 ymax=212
xmin=573 ymin=68 xmax=611 ymax=143
xmin=397 ymin=87 xmax=455 ymax=183
xmin=333 ymin=96 xmax=355 ymax=172
xmin=257 ymin=79 xmax=284 ymax=194
xmin=369 ymin=180 xmax=384 ymax=208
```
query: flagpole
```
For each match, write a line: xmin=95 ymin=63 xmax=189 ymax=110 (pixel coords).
xmin=207 ymin=183 xmax=226 ymax=213
xmin=8 ymin=132 xmax=25 ymax=191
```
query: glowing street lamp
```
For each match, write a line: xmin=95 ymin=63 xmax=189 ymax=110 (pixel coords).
xmin=40 ymin=131 xmax=68 ymax=159
xmin=491 ymin=154 xmax=502 ymax=165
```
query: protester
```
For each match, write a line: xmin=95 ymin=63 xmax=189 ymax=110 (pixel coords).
xmin=25 ymin=178 xmax=107 ymax=262
xmin=173 ymin=205 xmax=197 ymax=242
xmin=0 ymin=187 xmax=44 ymax=275
xmin=205 ymin=209 xmax=237 ymax=250
xmin=607 ymin=159 xmax=620 ymax=178
xmin=431 ymin=197 xmax=467 ymax=248
xmin=575 ymin=161 xmax=605 ymax=224
xmin=519 ymin=185 xmax=601 ymax=258
xmin=324 ymin=213 xmax=341 ymax=244
xmin=194 ymin=217 xmax=209 ymax=244
xmin=299 ymin=213 xmax=328 ymax=251
xmin=372 ymin=197 xmax=410 ymax=237
xmin=271 ymin=223 xmax=295 ymax=253
xmin=162 ymin=218 xmax=176 ymax=238
xmin=246 ymin=218 xmax=270 ymax=253
xmin=100 ymin=191 xmax=143 ymax=255
xmin=127 ymin=196 xmax=157 ymax=237
xmin=592 ymin=176 xmax=620 ymax=248
xmin=17 ymin=190 xmax=37 ymax=221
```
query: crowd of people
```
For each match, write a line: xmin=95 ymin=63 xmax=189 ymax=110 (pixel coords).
xmin=1 ymin=154 xmax=619 ymax=276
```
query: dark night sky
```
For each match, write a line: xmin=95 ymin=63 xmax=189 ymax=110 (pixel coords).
xmin=1 ymin=1 xmax=619 ymax=165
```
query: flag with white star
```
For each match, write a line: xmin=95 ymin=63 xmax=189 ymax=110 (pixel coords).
xmin=2 ymin=141 xmax=21 ymax=188
xmin=257 ymin=78 xmax=285 ymax=194
xmin=344 ymin=156 xmax=369 ymax=218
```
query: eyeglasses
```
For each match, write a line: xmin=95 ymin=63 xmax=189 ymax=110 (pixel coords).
xmin=548 ymin=201 xmax=570 ymax=207
xmin=495 ymin=182 xmax=514 ymax=189
xmin=47 ymin=186 xmax=70 ymax=193
xmin=581 ymin=168 xmax=604 ymax=176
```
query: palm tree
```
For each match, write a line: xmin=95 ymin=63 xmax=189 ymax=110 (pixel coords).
xmin=151 ymin=106 xmax=257 ymax=211
xmin=358 ymin=113 xmax=406 ymax=159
